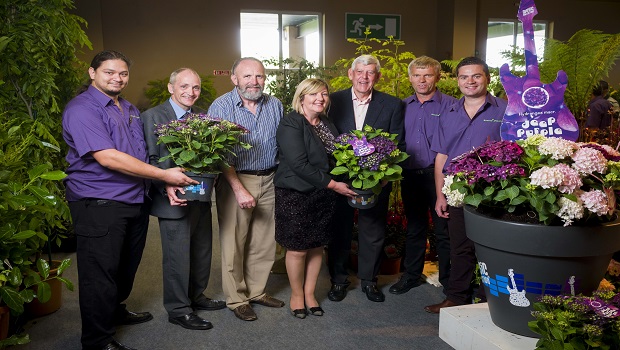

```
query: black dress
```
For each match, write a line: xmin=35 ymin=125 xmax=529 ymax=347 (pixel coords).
xmin=275 ymin=120 xmax=337 ymax=251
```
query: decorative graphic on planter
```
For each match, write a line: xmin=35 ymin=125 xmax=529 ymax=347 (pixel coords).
xmin=499 ymin=0 xmax=579 ymax=142
xmin=479 ymin=261 xmax=579 ymax=301
xmin=507 ymin=269 xmax=530 ymax=307
xmin=184 ymin=180 xmax=206 ymax=195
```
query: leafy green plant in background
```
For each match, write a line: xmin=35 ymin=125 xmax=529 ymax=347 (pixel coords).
xmin=144 ymin=74 xmax=217 ymax=112
xmin=263 ymin=58 xmax=335 ymax=113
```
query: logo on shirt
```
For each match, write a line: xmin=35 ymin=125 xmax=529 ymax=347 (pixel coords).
xmin=483 ymin=118 xmax=503 ymax=123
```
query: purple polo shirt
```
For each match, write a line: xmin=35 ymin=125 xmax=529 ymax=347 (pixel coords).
xmin=402 ymin=90 xmax=457 ymax=169
xmin=62 ymin=85 xmax=148 ymax=204
xmin=431 ymin=93 xmax=507 ymax=172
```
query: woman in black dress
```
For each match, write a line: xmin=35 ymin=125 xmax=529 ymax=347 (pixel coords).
xmin=274 ymin=78 xmax=356 ymax=319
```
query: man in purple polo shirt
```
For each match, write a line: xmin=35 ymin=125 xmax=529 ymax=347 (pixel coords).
xmin=62 ymin=50 xmax=196 ymax=350
xmin=389 ymin=56 xmax=456 ymax=297
xmin=425 ymin=56 xmax=506 ymax=314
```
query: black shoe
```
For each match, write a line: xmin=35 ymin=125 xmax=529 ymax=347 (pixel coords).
xmin=192 ymin=298 xmax=227 ymax=311
xmin=100 ymin=340 xmax=137 ymax=350
xmin=290 ymin=308 xmax=307 ymax=319
xmin=169 ymin=313 xmax=213 ymax=330
xmin=362 ymin=284 xmax=385 ymax=302
xmin=389 ymin=276 xmax=422 ymax=295
xmin=113 ymin=309 xmax=153 ymax=326
xmin=327 ymin=284 xmax=348 ymax=302
xmin=308 ymin=306 xmax=324 ymax=316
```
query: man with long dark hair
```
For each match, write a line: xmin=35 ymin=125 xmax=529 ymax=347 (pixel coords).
xmin=62 ymin=50 xmax=196 ymax=350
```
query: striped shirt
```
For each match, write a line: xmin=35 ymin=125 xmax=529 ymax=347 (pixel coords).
xmin=208 ymin=88 xmax=283 ymax=171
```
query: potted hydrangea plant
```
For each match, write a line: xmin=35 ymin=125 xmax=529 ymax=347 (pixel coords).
xmin=330 ymin=125 xmax=409 ymax=208
xmin=528 ymin=289 xmax=620 ymax=349
xmin=154 ymin=113 xmax=251 ymax=201
xmin=442 ymin=134 xmax=620 ymax=337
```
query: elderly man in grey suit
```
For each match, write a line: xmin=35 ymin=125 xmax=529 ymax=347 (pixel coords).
xmin=326 ymin=54 xmax=404 ymax=303
xmin=142 ymin=68 xmax=226 ymax=330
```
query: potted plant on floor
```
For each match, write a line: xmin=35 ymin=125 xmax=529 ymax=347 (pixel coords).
xmin=0 ymin=120 xmax=73 ymax=347
xmin=443 ymin=134 xmax=620 ymax=336
xmin=153 ymin=113 xmax=252 ymax=201
xmin=331 ymin=125 xmax=408 ymax=209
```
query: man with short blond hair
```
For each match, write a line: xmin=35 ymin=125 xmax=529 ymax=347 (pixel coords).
xmin=390 ymin=56 xmax=456 ymax=296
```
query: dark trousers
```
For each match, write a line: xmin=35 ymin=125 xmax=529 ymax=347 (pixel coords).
xmin=69 ymin=199 xmax=149 ymax=349
xmin=401 ymin=169 xmax=450 ymax=293
xmin=158 ymin=202 xmax=213 ymax=318
xmin=327 ymin=184 xmax=391 ymax=287
xmin=445 ymin=206 xmax=481 ymax=304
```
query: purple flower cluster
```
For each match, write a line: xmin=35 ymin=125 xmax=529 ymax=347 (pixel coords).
xmin=447 ymin=141 xmax=526 ymax=184
xmin=335 ymin=134 xmax=397 ymax=171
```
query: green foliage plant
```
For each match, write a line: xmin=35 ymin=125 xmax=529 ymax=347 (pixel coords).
xmin=0 ymin=119 xmax=73 ymax=346
xmin=144 ymin=74 xmax=217 ymax=112
xmin=154 ymin=114 xmax=252 ymax=174
xmin=528 ymin=290 xmax=620 ymax=350
xmin=263 ymin=58 xmax=335 ymax=114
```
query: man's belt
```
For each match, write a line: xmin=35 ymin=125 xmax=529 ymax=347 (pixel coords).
xmin=406 ymin=166 xmax=435 ymax=175
xmin=237 ymin=166 xmax=278 ymax=176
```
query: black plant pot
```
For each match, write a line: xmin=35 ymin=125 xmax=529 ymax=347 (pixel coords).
xmin=176 ymin=173 xmax=216 ymax=202
xmin=464 ymin=205 xmax=620 ymax=337
xmin=348 ymin=188 xmax=377 ymax=209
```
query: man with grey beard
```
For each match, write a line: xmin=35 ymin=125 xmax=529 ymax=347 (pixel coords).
xmin=207 ymin=57 xmax=285 ymax=321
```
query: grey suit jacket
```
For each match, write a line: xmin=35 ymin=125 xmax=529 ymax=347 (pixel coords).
xmin=142 ymin=100 xmax=206 ymax=219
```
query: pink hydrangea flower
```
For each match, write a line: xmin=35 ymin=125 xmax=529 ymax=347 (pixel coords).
xmin=530 ymin=166 xmax=563 ymax=189
xmin=572 ymin=148 xmax=608 ymax=176
xmin=554 ymin=163 xmax=582 ymax=194
xmin=580 ymin=189 xmax=611 ymax=216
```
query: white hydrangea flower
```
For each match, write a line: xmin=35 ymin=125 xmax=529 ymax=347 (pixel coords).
xmin=538 ymin=137 xmax=578 ymax=160
xmin=442 ymin=175 xmax=465 ymax=207
xmin=556 ymin=196 xmax=584 ymax=227
xmin=580 ymin=189 xmax=610 ymax=216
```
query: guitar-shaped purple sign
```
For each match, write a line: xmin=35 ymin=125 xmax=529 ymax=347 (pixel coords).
xmin=500 ymin=0 xmax=579 ymax=141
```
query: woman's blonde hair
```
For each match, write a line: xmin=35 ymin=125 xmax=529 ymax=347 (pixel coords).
xmin=291 ymin=78 xmax=330 ymax=114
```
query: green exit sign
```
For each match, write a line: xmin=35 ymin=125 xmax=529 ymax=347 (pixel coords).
xmin=345 ymin=13 xmax=401 ymax=40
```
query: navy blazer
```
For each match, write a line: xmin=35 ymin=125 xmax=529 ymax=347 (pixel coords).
xmin=142 ymin=100 xmax=205 ymax=219
xmin=274 ymin=111 xmax=339 ymax=192
xmin=327 ymin=88 xmax=404 ymax=147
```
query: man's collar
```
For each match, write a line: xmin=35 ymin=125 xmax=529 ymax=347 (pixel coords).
xmin=351 ymin=87 xmax=373 ymax=102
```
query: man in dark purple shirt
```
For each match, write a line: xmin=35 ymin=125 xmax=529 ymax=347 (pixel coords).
xmin=389 ymin=56 xmax=456 ymax=297
xmin=62 ymin=50 xmax=196 ymax=350
xmin=586 ymin=83 xmax=613 ymax=129
xmin=425 ymin=57 xmax=506 ymax=314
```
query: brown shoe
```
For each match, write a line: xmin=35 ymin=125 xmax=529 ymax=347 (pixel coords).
xmin=424 ymin=299 xmax=460 ymax=314
xmin=250 ymin=294 xmax=285 ymax=308
xmin=233 ymin=304 xmax=257 ymax=321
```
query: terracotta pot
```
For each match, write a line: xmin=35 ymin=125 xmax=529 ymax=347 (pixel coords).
xmin=464 ymin=205 xmax=620 ymax=337
xmin=25 ymin=261 xmax=63 ymax=317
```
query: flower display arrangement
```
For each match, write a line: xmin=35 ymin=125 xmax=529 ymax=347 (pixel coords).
xmin=442 ymin=134 xmax=620 ymax=226
xmin=331 ymin=125 xmax=409 ymax=194
xmin=154 ymin=113 xmax=252 ymax=174
xmin=528 ymin=289 xmax=620 ymax=349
